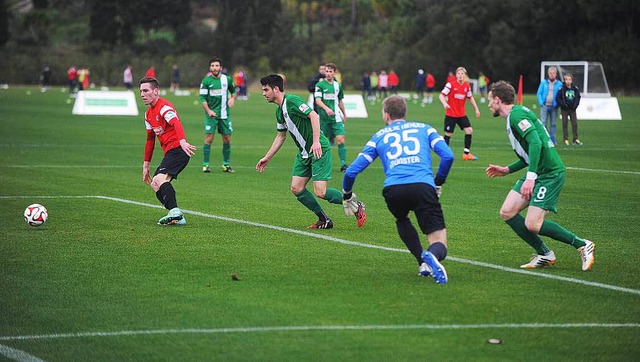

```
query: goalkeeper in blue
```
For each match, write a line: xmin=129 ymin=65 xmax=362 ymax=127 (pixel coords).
xmin=486 ymin=81 xmax=595 ymax=271
xmin=342 ymin=95 xmax=454 ymax=284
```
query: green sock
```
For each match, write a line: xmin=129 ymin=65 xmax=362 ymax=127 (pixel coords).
xmin=295 ymin=188 xmax=323 ymax=214
xmin=338 ymin=144 xmax=347 ymax=166
xmin=539 ymin=220 xmax=585 ymax=248
xmin=505 ymin=214 xmax=551 ymax=255
xmin=203 ymin=143 xmax=211 ymax=165
xmin=222 ymin=143 xmax=231 ymax=165
xmin=321 ymin=187 xmax=343 ymax=204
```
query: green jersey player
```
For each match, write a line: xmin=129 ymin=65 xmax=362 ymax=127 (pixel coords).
xmin=257 ymin=74 xmax=345 ymax=229
xmin=486 ymin=81 xmax=595 ymax=271
xmin=314 ymin=63 xmax=349 ymax=172
xmin=199 ymin=57 xmax=237 ymax=173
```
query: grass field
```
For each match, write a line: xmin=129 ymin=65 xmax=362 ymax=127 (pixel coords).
xmin=1 ymin=85 xmax=639 ymax=361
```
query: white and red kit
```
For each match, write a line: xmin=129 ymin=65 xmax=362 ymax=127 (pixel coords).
xmin=144 ymin=98 xmax=187 ymax=162
xmin=441 ymin=81 xmax=473 ymax=118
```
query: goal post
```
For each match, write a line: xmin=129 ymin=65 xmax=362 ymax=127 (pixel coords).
xmin=541 ymin=61 xmax=621 ymax=120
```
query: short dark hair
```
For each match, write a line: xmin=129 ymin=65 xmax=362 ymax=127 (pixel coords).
xmin=139 ymin=77 xmax=159 ymax=88
xmin=209 ymin=57 xmax=222 ymax=66
xmin=382 ymin=95 xmax=407 ymax=120
xmin=488 ymin=81 xmax=515 ymax=105
xmin=260 ymin=74 xmax=284 ymax=92
xmin=325 ymin=63 xmax=337 ymax=71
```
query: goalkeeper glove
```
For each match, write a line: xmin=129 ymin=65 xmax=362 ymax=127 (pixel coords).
xmin=343 ymin=192 xmax=360 ymax=216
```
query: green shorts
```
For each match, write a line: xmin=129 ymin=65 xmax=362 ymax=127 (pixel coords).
xmin=292 ymin=147 xmax=333 ymax=181
xmin=320 ymin=120 xmax=345 ymax=139
xmin=204 ymin=115 xmax=233 ymax=135
xmin=513 ymin=171 xmax=565 ymax=213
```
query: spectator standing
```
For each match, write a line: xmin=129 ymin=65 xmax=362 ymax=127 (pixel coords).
xmin=378 ymin=70 xmax=389 ymax=99
xmin=124 ymin=65 xmax=134 ymax=90
xmin=415 ymin=69 xmax=426 ymax=103
xmin=67 ymin=65 xmax=77 ymax=94
xmin=41 ymin=65 xmax=52 ymax=91
xmin=388 ymin=70 xmax=399 ymax=95
xmin=81 ymin=67 xmax=90 ymax=90
xmin=425 ymin=72 xmax=436 ymax=104
xmin=556 ymin=73 xmax=583 ymax=146
xmin=478 ymin=71 xmax=490 ymax=103
xmin=145 ymin=66 xmax=156 ymax=79
xmin=361 ymin=72 xmax=372 ymax=101
xmin=171 ymin=65 xmax=180 ymax=92
xmin=370 ymin=71 xmax=378 ymax=101
xmin=536 ymin=66 xmax=562 ymax=144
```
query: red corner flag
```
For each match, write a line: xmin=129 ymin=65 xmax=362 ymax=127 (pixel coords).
xmin=517 ymin=75 xmax=523 ymax=105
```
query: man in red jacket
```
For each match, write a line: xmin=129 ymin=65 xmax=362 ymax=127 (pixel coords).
xmin=140 ymin=77 xmax=197 ymax=225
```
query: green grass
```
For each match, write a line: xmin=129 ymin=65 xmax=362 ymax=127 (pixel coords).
xmin=1 ymin=86 xmax=639 ymax=360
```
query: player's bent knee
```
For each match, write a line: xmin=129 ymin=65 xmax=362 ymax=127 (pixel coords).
xmin=524 ymin=219 xmax=542 ymax=233
xmin=499 ymin=208 xmax=516 ymax=221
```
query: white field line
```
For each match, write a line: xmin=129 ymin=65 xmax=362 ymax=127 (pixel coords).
xmin=0 ymin=343 xmax=46 ymax=361
xmin=3 ymin=195 xmax=640 ymax=296
xmin=2 ymin=165 xmax=640 ymax=175
xmin=1 ymin=323 xmax=639 ymax=341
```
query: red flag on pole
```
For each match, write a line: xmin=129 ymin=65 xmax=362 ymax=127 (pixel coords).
xmin=517 ymin=75 xmax=523 ymax=105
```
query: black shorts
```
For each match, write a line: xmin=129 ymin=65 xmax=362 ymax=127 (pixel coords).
xmin=382 ymin=183 xmax=446 ymax=235
xmin=444 ymin=116 xmax=472 ymax=133
xmin=154 ymin=147 xmax=190 ymax=179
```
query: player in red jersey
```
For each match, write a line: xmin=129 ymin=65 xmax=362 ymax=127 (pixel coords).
xmin=438 ymin=66 xmax=481 ymax=161
xmin=140 ymin=77 xmax=197 ymax=225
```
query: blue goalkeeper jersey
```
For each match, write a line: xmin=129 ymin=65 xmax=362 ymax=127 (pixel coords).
xmin=343 ymin=120 xmax=454 ymax=192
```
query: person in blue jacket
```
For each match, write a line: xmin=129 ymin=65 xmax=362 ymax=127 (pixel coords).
xmin=536 ymin=66 xmax=563 ymax=144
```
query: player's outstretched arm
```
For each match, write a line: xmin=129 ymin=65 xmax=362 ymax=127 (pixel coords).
xmin=486 ymin=164 xmax=509 ymax=178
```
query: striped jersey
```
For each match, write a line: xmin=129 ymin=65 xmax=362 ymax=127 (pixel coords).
xmin=507 ymin=105 xmax=565 ymax=174
xmin=314 ymin=79 xmax=344 ymax=123
xmin=199 ymin=74 xmax=236 ymax=119
xmin=276 ymin=93 xmax=330 ymax=159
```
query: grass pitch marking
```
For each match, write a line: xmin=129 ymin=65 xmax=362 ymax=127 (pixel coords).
xmin=5 ymin=195 xmax=637 ymax=296
xmin=1 ymin=323 xmax=639 ymax=341
xmin=0 ymin=343 xmax=46 ymax=361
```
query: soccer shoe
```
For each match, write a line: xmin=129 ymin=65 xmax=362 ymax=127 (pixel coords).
xmin=573 ymin=140 xmax=584 ymax=146
xmin=520 ymin=251 xmax=556 ymax=269
xmin=421 ymin=251 xmax=448 ymax=284
xmin=353 ymin=201 xmax=366 ymax=228
xmin=222 ymin=165 xmax=236 ymax=173
xmin=203 ymin=165 xmax=211 ymax=173
xmin=418 ymin=262 xmax=432 ymax=277
xmin=340 ymin=164 xmax=349 ymax=173
xmin=158 ymin=210 xmax=185 ymax=225
xmin=462 ymin=153 xmax=478 ymax=161
xmin=307 ymin=218 xmax=334 ymax=229
xmin=578 ymin=240 xmax=595 ymax=271
xmin=564 ymin=140 xmax=570 ymax=146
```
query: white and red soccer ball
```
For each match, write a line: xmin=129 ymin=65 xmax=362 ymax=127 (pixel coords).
xmin=24 ymin=203 xmax=48 ymax=227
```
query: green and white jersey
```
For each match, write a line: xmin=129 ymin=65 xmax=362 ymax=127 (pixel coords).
xmin=199 ymin=74 xmax=236 ymax=119
xmin=276 ymin=93 xmax=330 ymax=159
xmin=314 ymin=79 xmax=344 ymax=123
xmin=507 ymin=105 xmax=565 ymax=175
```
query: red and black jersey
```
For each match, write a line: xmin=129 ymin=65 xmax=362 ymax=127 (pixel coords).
xmin=144 ymin=98 xmax=186 ymax=162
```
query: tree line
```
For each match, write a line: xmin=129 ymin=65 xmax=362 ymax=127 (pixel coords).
xmin=1 ymin=0 xmax=638 ymax=94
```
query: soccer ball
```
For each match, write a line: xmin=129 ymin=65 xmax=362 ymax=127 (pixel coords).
xmin=24 ymin=203 xmax=48 ymax=227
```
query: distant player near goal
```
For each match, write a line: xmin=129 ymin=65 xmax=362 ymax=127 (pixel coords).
xmin=486 ymin=80 xmax=595 ymax=271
